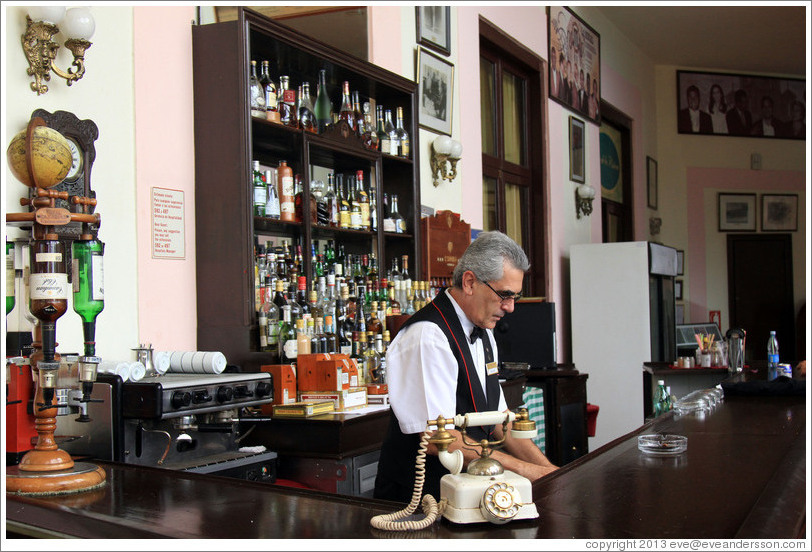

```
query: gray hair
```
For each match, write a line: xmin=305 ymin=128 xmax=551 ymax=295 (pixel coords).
xmin=452 ymin=231 xmax=530 ymax=287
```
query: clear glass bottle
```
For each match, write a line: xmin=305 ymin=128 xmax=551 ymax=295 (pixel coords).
xmin=338 ymin=81 xmax=354 ymax=130
xmin=395 ymin=106 xmax=410 ymax=158
xmin=249 ymin=60 xmax=266 ymax=118
xmin=278 ymin=75 xmax=297 ymax=128
xmin=252 ymin=160 xmax=267 ymax=217
xmin=352 ymin=91 xmax=365 ymax=137
xmin=383 ymin=108 xmax=397 ymax=156
xmin=71 ymin=238 xmax=104 ymax=357
xmin=260 ymin=60 xmax=278 ymax=122
xmin=653 ymin=380 xmax=670 ymax=417
xmin=264 ymin=169 xmax=280 ymax=219
xmin=349 ymin=175 xmax=363 ymax=230
xmin=324 ymin=173 xmax=339 ymax=227
xmin=6 ymin=241 xmax=15 ymax=315
xmin=278 ymin=305 xmax=296 ymax=363
xmin=376 ymin=105 xmax=388 ymax=153
xmin=389 ymin=194 xmax=406 ymax=234
xmin=258 ymin=284 xmax=279 ymax=353
xmin=298 ymin=81 xmax=316 ymax=133
xmin=369 ymin=183 xmax=378 ymax=232
xmin=362 ymin=102 xmax=377 ymax=150
xmin=314 ymin=69 xmax=333 ymax=134
xmin=362 ymin=331 xmax=382 ymax=385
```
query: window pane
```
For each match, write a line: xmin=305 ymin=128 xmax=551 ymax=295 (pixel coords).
xmin=505 ymin=182 xmax=524 ymax=247
xmin=502 ymin=71 xmax=525 ymax=166
xmin=480 ymin=57 xmax=497 ymax=156
xmin=483 ymin=176 xmax=497 ymax=231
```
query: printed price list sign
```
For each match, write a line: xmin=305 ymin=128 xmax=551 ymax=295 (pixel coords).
xmin=151 ymin=187 xmax=185 ymax=259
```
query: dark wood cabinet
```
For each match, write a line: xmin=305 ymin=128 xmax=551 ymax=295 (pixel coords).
xmin=191 ymin=8 xmax=420 ymax=371
xmin=525 ymin=368 xmax=588 ymax=466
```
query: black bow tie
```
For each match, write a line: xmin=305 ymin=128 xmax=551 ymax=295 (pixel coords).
xmin=469 ymin=326 xmax=486 ymax=344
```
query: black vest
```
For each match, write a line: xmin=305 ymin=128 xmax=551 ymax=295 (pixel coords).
xmin=373 ymin=290 xmax=501 ymax=503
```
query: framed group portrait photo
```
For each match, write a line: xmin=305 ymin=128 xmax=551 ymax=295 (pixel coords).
xmin=548 ymin=6 xmax=601 ymax=124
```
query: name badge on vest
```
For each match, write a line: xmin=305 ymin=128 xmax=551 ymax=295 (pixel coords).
xmin=486 ymin=361 xmax=499 ymax=376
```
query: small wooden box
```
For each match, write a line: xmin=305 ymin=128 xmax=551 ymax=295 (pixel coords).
xmin=260 ymin=364 xmax=297 ymax=414
xmin=298 ymin=353 xmax=351 ymax=392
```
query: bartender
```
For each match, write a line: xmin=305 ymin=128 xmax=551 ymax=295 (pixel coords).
xmin=374 ymin=231 xmax=557 ymax=503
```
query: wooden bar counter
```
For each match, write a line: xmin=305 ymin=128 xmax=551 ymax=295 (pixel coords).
xmin=6 ymin=387 xmax=805 ymax=539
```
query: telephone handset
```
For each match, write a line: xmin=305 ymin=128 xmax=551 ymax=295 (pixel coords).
xmin=370 ymin=409 xmax=540 ymax=531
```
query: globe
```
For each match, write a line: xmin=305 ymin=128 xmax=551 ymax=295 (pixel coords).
xmin=7 ymin=126 xmax=72 ymax=188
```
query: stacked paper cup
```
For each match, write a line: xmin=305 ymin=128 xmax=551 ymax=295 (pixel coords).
xmin=97 ymin=360 xmax=131 ymax=382
xmin=129 ymin=361 xmax=147 ymax=381
xmin=153 ymin=351 xmax=171 ymax=375
xmin=165 ymin=351 xmax=227 ymax=374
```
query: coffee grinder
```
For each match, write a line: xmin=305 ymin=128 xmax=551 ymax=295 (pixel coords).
xmin=6 ymin=115 xmax=106 ymax=495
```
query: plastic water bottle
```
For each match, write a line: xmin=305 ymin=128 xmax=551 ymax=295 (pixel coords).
xmin=767 ymin=331 xmax=779 ymax=381
xmin=654 ymin=380 xmax=670 ymax=417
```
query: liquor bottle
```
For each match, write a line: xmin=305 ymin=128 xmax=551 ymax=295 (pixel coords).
xmin=376 ymin=333 xmax=388 ymax=384
xmin=278 ymin=75 xmax=297 ymax=128
xmin=258 ymin=284 xmax=279 ymax=353
xmin=324 ymin=315 xmax=338 ymax=354
xmin=313 ymin=316 xmax=328 ymax=354
xmin=767 ymin=331 xmax=780 ymax=380
xmin=293 ymin=174 xmax=304 ymax=223
xmin=384 ymin=109 xmax=398 ymax=156
xmin=324 ymin=173 xmax=339 ymax=227
xmin=403 ymin=289 xmax=416 ymax=315
xmin=308 ymin=289 xmax=322 ymax=320
xmin=272 ymin=279 xmax=288 ymax=310
xmin=369 ymin=183 xmax=378 ymax=232
xmin=295 ymin=275 xmax=310 ymax=318
xmin=338 ymin=81 xmax=355 ymax=130
xmin=338 ymin=291 xmax=353 ymax=356
xmin=400 ymin=255 xmax=412 ymax=298
xmin=337 ymin=174 xmax=351 ymax=229
xmin=366 ymin=301 xmax=383 ymax=335
xmin=29 ymin=237 xmax=69 ymax=362
xmin=352 ymin=91 xmax=364 ymax=137
xmin=362 ymin=331 xmax=382 ymax=385
xmin=653 ymin=380 xmax=670 ymax=417
xmin=388 ymin=256 xmax=401 ymax=282
xmin=296 ymin=317 xmax=310 ymax=356
xmin=357 ymin=170 xmax=370 ymax=231
xmin=6 ymin=241 xmax=15 ymax=315
xmin=252 ymin=160 xmax=267 ymax=217
xmin=377 ymin=105 xmax=389 ymax=154
xmin=264 ymin=169 xmax=281 ymax=219
xmin=323 ymin=274 xmax=337 ymax=320
xmin=249 ymin=60 xmax=266 ymax=118
xmin=298 ymin=82 xmax=317 ymax=133
xmin=349 ymin=175 xmax=363 ymax=230
xmin=278 ymin=305 xmax=296 ymax=363
xmin=277 ymin=160 xmax=295 ymax=222
xmin=351 ymin=332 xmax=365 ymax=385
xmin=314 ymin=69 xmax=333 ymax=134
xmin=362 ymin=103 xmax=377 ymax=150
xmin=71 ymin=238 xmax=105 ymax=357
xmin=389 ymin=194 xmax=406 ymax=233
xmin=262 ymin=61 xmax=279 ymax=123
xmin=395 ymin=106 xmax=410 ymax=158
xmin=388 ymin=283 xmax=401 ymax=315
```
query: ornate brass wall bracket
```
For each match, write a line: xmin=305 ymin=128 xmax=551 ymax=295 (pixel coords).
xmin=22 ymin=15 xmax=92 ymax=95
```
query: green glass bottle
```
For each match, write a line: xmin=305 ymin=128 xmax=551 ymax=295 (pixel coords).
xmin=72 ymin=239 xmax=105 ymax=357
xmin=6 ymin=241 xmax=15 ymax=315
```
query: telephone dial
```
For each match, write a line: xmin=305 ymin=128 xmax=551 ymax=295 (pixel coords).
xmin=370 ymin=409 xmax=540 ymax=531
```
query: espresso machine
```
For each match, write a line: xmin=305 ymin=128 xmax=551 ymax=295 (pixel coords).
xmin=57 ymin=370 xmax=278 ymax=481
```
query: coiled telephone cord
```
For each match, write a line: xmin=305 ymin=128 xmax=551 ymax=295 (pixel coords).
xmin=370 ymin=430 xmax=447 ymax=531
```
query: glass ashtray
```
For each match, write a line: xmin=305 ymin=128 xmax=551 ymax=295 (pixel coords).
xmin=638 ymin=434 xmax=688 ymax=456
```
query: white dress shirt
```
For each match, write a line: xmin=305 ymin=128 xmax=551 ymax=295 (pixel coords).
xmin=386 ymin=289 xmax=507 ymax=434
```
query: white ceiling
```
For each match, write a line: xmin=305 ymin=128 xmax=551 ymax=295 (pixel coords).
xmin=596 ymin=5 xmax=807 ymax=76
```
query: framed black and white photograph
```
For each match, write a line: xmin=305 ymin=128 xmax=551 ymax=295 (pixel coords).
xmin=416 ymin=6 xmax=450 ymax=56
xmin=548 ymin=6 xmax=601 ymax=124
xmin=718 ymin=193 xmax=757 ymax=232
xmin=675 ymin=279 xmax=684 ymax=301
xmin=417 ymin=47 xmax=454 ymax=136
xmin=569 ymin=116 xmax=585 ymax=183
xmin=646 ymin=156 xmax=658 ymax=209
xmin=761 ymin=194 xmax=798 ymax=231
xmin=676 ymin=250 xmax=685 ymax=275
xmin=676 ymin=303 xmax=685 ymax=325
xmin=676 ymin=70 xmax=805 ymax=139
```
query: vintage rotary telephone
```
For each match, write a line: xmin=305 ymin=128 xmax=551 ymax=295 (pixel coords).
xmin=370 ymin=409 xmax=540 ymax=530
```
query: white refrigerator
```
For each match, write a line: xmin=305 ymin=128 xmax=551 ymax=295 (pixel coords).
xmin=570 ymin=241 xmax=677 ymax=449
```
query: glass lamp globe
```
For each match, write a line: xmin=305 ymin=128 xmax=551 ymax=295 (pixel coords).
xmin=433 ymin=135 xmax=453 ymax=155
xmin=449 ymin=140 xmax=463 ymax=159
xmin=28 ymin=6 xmax=66 ymax=24
xmin=62 ymin=7 xmax=96 ymax=40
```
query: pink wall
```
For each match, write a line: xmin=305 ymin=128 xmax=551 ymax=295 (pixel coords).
xmin=686 ymin=167 xmax=806 ymax=318
xmin=134 ymin=6 xmax=198 ymax=350
xmin=367 ymin=7 xmax=403 ymax=73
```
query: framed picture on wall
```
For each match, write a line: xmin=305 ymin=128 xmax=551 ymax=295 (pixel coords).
xmin=718 ymin=193 xmax=756 ymax=231
xmin=676 ymin=70 xmax=805 ymax=139
xmin=417 ymin=47 xmax=454 ymax=136
xmin=761 ymin=194 xmax=798 ymax=231
xmin=548 ymin=6 xmax=601 ymax=124
xmin=675 ymin=279 xmax=684 ymax=301
xmin=569 ymin=116 xmax=585 ymax=183
xmin=646 ymin=156 xmax=658 ymax=209
xmin=416 ymin=6 xmax=451 ymax=56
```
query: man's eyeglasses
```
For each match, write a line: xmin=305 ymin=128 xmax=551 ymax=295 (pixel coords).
xmin=481 ymin=280 xmax=523 ymax=303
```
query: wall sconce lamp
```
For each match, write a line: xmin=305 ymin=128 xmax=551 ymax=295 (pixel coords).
xmin=575 ymin=184 xmax=596 ymax=219
xmin=22 ymin=6 xmax=95 ymax=95
xmin=431 ymin=135 xmax=463 ymax=187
